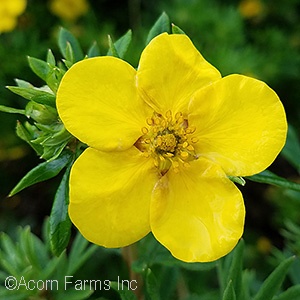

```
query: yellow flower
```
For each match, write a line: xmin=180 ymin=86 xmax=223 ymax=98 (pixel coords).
xmin=49 ymin=0 xmax=89 ymax=22
xmin=57 ymin=33 xmax=287 ymax=262
xmin=0 ymin=0 xmax=26 ymax=33
xmin=239 ymin=0 xmax=264 ymax=19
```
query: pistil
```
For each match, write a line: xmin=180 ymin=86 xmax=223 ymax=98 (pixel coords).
xmin=135 ymin=110 xmax=198 ymax=174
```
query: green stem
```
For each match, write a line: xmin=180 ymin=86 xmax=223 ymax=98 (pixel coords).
xmin=122 ymin=244 xmax=144 ymax=300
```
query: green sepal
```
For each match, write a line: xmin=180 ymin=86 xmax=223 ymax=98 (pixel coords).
xmin=7 ymin=86 xmax=56 ymax=108
xmin=87 ymin=41 xmax=100 ymax=57
xmin=107 ymin=30 xmax=132 ymax=59
xmin=246 ymin=170 xmax=300 ymax=191
xmin=171 ymin=23 xmax=186 ymax=34
xmin=58 ymin=27 xmax=84 ymax=62
xmin=145 ymin=268 xmax=160 ymax=300
xmin=146 ymin=12 xmax=170 ymax=44
xmin=228 ymin=176 xmax=246 ymax=186
xmin=9 ymin=150 xmax=72 ymax=196
xmin=222 ymin=280 xmax=236 ymax=300
xmin=16 ymin=121 xmax=43 ymax=156
xmin=253 ymin=256 xmax=296 ymax=300
xmin=50 ymin=163 xmax=73 ymax=256
xmin=27 ymin=56 xmax=51 ymax=82
xmin=110 ymin=282 xmax=138 ymax=300
xmin=0 ymin=105 xmax=25 ymax=115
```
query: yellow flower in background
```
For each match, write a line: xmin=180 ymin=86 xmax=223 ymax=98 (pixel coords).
xmin=239 ymin=0 xmax=264 ymax=19
xmin=0 ymin=0 xmax=26 ymax=33
xmin=49 ymin=0 xmax=89 ymax=22
xmin=57 ymin=33 xmax=287 ymax=262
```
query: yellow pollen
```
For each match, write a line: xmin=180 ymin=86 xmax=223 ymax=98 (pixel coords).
xmin=165 ymin=110 xmax=172 ymax=118
xmin=187 ymin=145 xmax=194 ymax=151
xmin=173 ymin=161 xmax=179 ymax=168
xmin=146 ymin=118 xmax=153 ymax=125
xmin=180 ymin=151 xmax=189 ymax=159
xmin=141 ymin=127 xmax=148 ymax=134
xmin=191 ymin=137 xmax=199 ymax=143
xmin=156 ymin=134 xmax=177 ymax=152
xmin=186 ymin=126 xmax=196 ymax=134
xmin=175 ymin=112 xmax=182 ymax=120
xmin=183 ymin=162 xmax=190 ymax=168
xmin=173 ymin=167 xmax=180 ymax=173
xmin=182 ymin=141 xmax=188 ymax=148
xmin=154 ymin=118 xmax=160 ymax=125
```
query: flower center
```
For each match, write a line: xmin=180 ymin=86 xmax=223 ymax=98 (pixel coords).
xmin=135 ymin=110 xmax=199 ymax=175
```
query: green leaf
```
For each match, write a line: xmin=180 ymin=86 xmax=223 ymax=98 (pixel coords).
xmin=25 ymin=101 xmax=58 ymax=124
xmin=28 ymin=56 xmax=51 ymax=82
xmin=226 ymin=240 xmax=244 ymax=299
xmin=171 ymin=23 xmax=186 ymax=34
xmin=16 ymin=121 xmax=43 ymax=155
xmin=7 ymin=86 xmax=56 ymax=107
xmin=146 ymin=12 xmax=170 ymax=44
xmin=107 ymin=30 xmax=132 ymax=59
xmin=145 ymin=268 xmax=160 ymax=300
xmin=0 ymin=105 xmax=25 ymax=115
xmin=46 ymin=67 xmax=65 ymax=93
xmin=50 ymin=164 xmax=72 ymax=256
xmin=15 ymin=78 xmax=33 ymax=88
xmin=9 ymin=150 xmax=72 ymax=196
xmin=222 ymin=280 xmax=236 ymax=300
xmin=56 ymin=288 xmax=94 ymax=300
xmin=273 ymin=285 xmax=300 ymax=300
xmin=281 ymin=124 xmax=300 ymax=172
xmin=58 ymin=27 xmax=84 ymax=62
xmin=133 ymin=233 xmax=216 ymax=272
xmin=253 ymin=256 xmax=295 ymax=300
xmin=87 ymin=41 xmax=100 ymax=57
xmin=107 ymin=35 xmax=120 ymax=58
xmin=67 ymin=232 xmax=98 ymax=275
xmin=246 ymin=170 xmax=300 ymax=191
xmin=110 ymin=281 xmax=138 ymax=300
xmin=47 ymin=49 xmax=56 ymax=66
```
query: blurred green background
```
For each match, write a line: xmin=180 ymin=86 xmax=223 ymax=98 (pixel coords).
xmin=0 ymin=0 xmax=300 ymax=298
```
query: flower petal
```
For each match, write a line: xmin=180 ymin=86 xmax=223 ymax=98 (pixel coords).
xmin=69 ymin=147 xmax=159 ymax=247
xmin=150 ymin=158 xmax=245 ymax=262
xmin=137 ymin=33 xmax=221 ymax=115
xmin=57 ymin=57 xmax=150 ymax=151
xmin=189 ymin=74 xmax=287 ymax=176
